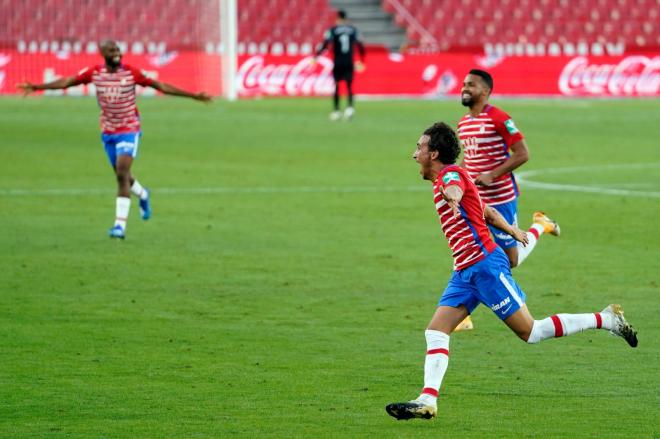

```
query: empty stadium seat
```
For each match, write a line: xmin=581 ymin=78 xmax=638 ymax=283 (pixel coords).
xmin=381 ymin=0 xmax=659 ymax=53
xmin=0 ymin=0 xmax=336 ymax=54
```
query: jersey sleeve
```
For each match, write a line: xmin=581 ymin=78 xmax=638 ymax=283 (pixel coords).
xmin=440 ymin=170 xmax=466 ymax=192
xmin=492 ymin=110 xmax=524 ymax=147
xmin=74 ymin=66 xmax=95 ymax=84
xmin=128 ymin=65 xmax=155 ymax=87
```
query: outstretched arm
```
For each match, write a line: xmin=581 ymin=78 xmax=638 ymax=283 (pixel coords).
xmin=150 ymin=80 xmax=211 ymax=102
xmin=17 ymin=76 xmax=80 ymax=96
xmin=484 ymin=205 xmax=529 ymax=245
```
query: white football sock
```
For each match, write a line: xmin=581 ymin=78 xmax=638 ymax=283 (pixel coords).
xmin=131 ymin=180 xmax=148 ymax=200
xmin=418 ymin=330 xmax=450 ymax=406
xmin=527 ymin=312 xmax=610 ymax=344
xmin=114 ymin=197 xmax=131 ymax=229
xmin=516 ymin=223 xmax=544 ymax=266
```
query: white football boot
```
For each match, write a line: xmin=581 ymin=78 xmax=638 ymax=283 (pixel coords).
xmin=601 ymin=304 xmax=638 ymax=347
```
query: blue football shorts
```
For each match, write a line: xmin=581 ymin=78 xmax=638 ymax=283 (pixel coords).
xmin=101 ymin=132 xmax=141 ymax=167
xmin=438 ymin=246 xmax=527 ymax=320
xmin=488 ymin=199 xmax=518 ymax=249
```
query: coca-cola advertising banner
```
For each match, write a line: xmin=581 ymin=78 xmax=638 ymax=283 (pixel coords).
xmin=1 ymin=50 xmax=659 ymax=97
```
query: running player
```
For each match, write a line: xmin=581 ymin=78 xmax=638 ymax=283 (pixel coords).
xmin=385 ymin=122 xmax=637 ymax=421
xmin=18 ymin=40 xmax=211 ymax=239
xmin=314 ymin=9 xmax=366 ymax=121
xmin=458 ymin=69 xmax=559 ymax=269
xmin=454 ymin=69 xmax=558 ymax=331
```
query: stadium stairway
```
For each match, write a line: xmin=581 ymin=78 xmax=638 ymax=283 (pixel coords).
xmin=329 ymin=0 xmax=405 ymax=51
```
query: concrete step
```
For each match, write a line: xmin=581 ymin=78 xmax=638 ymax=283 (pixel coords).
xmin=344 ymin=9 xmax=391 ymax=20
xmin=331 ymin=0 xmax=381 ymax=6
xmin=329 ymin=0 xmax=406 ymax=51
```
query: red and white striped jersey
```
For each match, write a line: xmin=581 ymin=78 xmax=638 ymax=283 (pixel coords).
xmin=75 ymin=64 xmax=155 ymax=134
xmin=457 ymin=104 xmax=524 ymax=206
xmin=433 ymin=165 xmax=497 ymax=271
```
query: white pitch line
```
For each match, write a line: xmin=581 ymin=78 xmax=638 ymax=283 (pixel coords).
xmin=2 ymin=163 xmax=659 ymax=199
xmin=517 ymin=163 xmax=660 ymax=199
xmin=0 ymin=185 xmax=428 ymax=197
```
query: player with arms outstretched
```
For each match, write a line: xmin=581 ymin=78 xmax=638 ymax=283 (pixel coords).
xmin=315 ymin=9 xmax=365 ymax=121
xmin=385 ymin=122 xmax=637 ymax=421
xmin=18 ymin=40 xmax=211 ymax=239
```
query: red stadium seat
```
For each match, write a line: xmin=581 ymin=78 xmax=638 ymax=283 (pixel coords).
xmin=0 ymin=0 xmax=657 ymax=54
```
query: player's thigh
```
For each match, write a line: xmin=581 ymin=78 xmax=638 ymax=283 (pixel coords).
xmin=116 ymin=133 xmax=141 ymax=170
xmin=435 ymin=271 xmax=480 ymax=332
xmin=332 ymin=65 xmax=352 ymax=82
xmin=104 ymin=132 xmax=140 ymax=170
xmin=115 ymin=132 xmax=140 ymax=159
xmin=428 ymin=305 xmax=469 ymax=334
xmin=488 ymin=200 xmax=518 ymax=249
xmin=101 ymin=133 xmax=118 ymax=168
xmin=471 ymin=247 xmax=527 ymax=321
xmin=344 ymin=70 xmax=354 ymax=87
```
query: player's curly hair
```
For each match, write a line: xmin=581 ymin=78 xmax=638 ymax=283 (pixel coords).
xmin=423 ymin=122 xmax=461 ymax=164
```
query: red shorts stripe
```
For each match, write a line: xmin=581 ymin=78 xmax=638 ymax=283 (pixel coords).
xmin=427 ymin=348 xmax=449 ymax=356
xmin=421 ymin=387 xmax=439 ymax=397
xmin=529 ymin=227 xmax=540 ymax=240
xmin=550 ymin=315 xmax=563 ymax=337
xmin=594 ymin=313 xmax=602 ymax=329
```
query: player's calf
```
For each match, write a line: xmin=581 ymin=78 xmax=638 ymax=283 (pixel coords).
xmin=526 ymin=304 xmax=638 ymax=347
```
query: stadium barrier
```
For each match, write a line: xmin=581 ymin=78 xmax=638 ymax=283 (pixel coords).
xmin=2 ymin=50 xmax=659 ymax=97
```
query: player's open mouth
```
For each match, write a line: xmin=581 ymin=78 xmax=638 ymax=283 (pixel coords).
xmin=462 ymin=93 xmax=471 ymax=99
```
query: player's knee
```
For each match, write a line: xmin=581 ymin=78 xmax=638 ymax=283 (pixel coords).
xmin=115 ymin=169 xmax=130 ymax=183
xmin=509 ymin=257 xmax=519 ymax=268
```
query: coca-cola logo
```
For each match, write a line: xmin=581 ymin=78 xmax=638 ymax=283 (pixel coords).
xmin=237 ymin=56 xmax=335 ymax=96
xmin=559 ymin=56 xmax=660 ymax=96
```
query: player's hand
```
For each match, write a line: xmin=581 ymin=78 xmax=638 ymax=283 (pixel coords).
xmin=17 ymin=82 xmax=36 ymax=96
xmin=194 ymin=92 xmax=212 ymax=103
xmin=355 ymin=61 xmax=365 ymax=73
xmin=474 ymin=172 xmax=494 ymax=186
xmin=510 ymin=226 xmax=529 ymax=246
xmin=438 ymin=186 xmax=461 ymax=218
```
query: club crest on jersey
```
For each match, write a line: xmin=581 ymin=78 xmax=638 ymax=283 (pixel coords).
xmin=462 ymin=137 xmax=478 ymax=158
xmin=504 ymin=119 xmax=519 ymax=134
xmin=479 ymin=124 xmax=486 ymax=133
xmin=442 ymin=171 xmax=460 ymax=184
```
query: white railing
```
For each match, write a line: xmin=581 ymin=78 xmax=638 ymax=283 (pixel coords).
xmin=384 ymin=0 xmax=437 ymax=46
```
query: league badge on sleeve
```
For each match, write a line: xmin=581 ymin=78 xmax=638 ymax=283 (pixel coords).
xmin=504 ymin=119 xmax=519 ymax=134
xmin=442 ymin=171 xmax=460 ymax=184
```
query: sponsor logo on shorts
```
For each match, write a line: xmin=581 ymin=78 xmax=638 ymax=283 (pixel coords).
xmin=494 ymin=231 xmax=513 ymax=240
xmin=116 ymin=141 xmax=135 ymax=150
xmin=490 ymin=296 xmax=511 ymax=312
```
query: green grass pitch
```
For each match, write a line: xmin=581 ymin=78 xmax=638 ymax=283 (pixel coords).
xmin=1 ymin=96 xmax=659 ymax=438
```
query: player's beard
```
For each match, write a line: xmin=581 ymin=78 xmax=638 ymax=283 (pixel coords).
xmin=461 ymin=95 xmax=475 ymax=107
xmin=105 ymin=55 xmax=122 ymax=68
